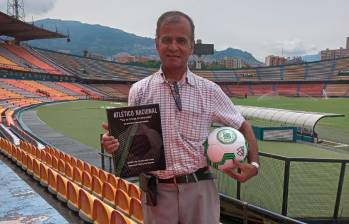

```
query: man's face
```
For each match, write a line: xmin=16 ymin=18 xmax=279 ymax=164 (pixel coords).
xmin=156 ymin=17 xmax=194 ymax=72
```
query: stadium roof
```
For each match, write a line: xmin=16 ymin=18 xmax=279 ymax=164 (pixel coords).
xmin=236 ymin=105 xmax=344 ymax=134
xmin=0 ymin=11 xmax=66 ymax=41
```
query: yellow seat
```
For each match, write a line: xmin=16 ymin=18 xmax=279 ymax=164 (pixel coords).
xmin=40 ymin=149 xmax=47 ymax=163
xmin=78 ymin=189 xmax=96 ymax=223
xmin=84 ymin=162 xmax=92 ymax=175
xmin=58 ymin=159 xmax=65 ymax=174
xmin=57 ymin=174 xmax=68 ymax=203
xmin=128 ymin=183 xmax=141 ymax=200
xmin=77 ymin=159 xmax=84 ymax=171
xmin=118 ymin=178 xmax=129 ymax=193
xmin=39 ymin=163 xmax=49 ymax=187
xmin=91 ymin=175 xmax=103 ymax=198
xmin=107 ymin=174 xmax=119 ymax=189
xmin=82 ymin=171 xmax=92 ymax=192
xmin=73 ymin=167 xmax=83 ymax=186
xmin=33 ymin=158 xmax=41 ymax=181
xmin=115 ymin=189 xmax=130 ymax=214
xmin=21 ymin=151 xmax=28 ymax=171
xmin=45 ymin=153 xmax=52 ymax=166
xmin=48 ymin=168 xmax=58 ymax=194
xmin=98 ymin=169 xmax=108 ymax=183
xmin=91 ymin=165 xmax=99 ymax=177
xmin=92 ymin=199 xmax=113 ymax=224
xmin=129 ymin=197 xmax=143 ymax=223
xmin=65 ymin=162 xmax=73 ymax=180
xmin=102 ymin=182 xmax=116 ymax=207
xmin=110 ymin=209 xmax=134 ymax=224
xmin=51 ymin=156 xmax=59 ymax=171
xmin=67 ymin=180 xmax=80 ymax=212
xmin=26 ymin=155 xmax=34 ymax=176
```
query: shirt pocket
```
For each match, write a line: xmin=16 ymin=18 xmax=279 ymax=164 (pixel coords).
xmin=177 ymin=107 xmax=209 ymax=142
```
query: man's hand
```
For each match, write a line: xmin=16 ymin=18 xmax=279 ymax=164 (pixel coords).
xmin=101 ymin=123 xmax=119 ymax=154
xmin=222 ymin=160 xmax=258 ymax=183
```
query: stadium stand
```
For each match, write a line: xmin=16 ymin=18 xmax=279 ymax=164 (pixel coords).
xmin=0 ymin=138 xmax=143 ymax=223
xmin=325 ymin=83 xmax=349 ymax=96
xmin=38 ymin=49 xmax=155 ymax=81
xmin=1 ymin=43 xmax=62 ymax=75
xmin=0 ymin=55 xmax=27 ymax=71
xmin=298 ymin=83 xmax=325 ymax=97
xmin=276 ymin=83 xmax=298 ymax=96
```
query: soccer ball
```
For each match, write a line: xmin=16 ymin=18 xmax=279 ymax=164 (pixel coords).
xmin=204 ymin=127 xmax=248 ymax=171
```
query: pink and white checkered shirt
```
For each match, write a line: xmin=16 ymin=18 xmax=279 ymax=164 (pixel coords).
xmin=128 ymin=68 xmax=245 ymax=179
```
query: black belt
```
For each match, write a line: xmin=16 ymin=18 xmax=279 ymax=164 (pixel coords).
xmin=157 ymin=167 xmax=215 ymax=184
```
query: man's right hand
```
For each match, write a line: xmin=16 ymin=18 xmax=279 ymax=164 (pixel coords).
xmin=101 ymin=123 xmax=120 ymax=154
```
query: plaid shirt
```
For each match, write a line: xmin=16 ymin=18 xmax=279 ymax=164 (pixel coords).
xmin=128 ymin=68 xmax=245 ymax=179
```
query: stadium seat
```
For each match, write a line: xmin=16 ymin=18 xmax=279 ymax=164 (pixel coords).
xmin=91 ymin=175 xmax=103 ymax=198
xmin=110 ymin=209 xmax=134 ymax=224
xmin=98 ymin=169 xmax=108 ymax=183
xmin=82 ymin=171 xmax=92 ymax=191
xmin=118 ymin=178 xmax=129 ymax=193
xmin=20 ymin=150 xmax=28 ymax=170
xmin=129 ymin=197 xmax=143 ymax=223
xmin=15 ymin=147 xmax=23 ymax=166
xmin=64 ymin=162 xmax=73 ymax=180
xmin=102 ymin=182 xmax=116 ymax=207
xmin=115 ymin=189 xmax=130 ymax=214
xmin=77 ymin=159 xmax=84 ymax=171
xmin=128 ymin=183 xmax=141 ymax=200
xmin=91 ymin=165 xmax=99 ymax=177
xmin=70 ymin=156 xmax=77 ymax=168
xmin=83 ymin=162 xmax=92 ymax=175
xmin=51 ymin=156 xmax=59 ymax=171
xmin=48 ymin=168 xmax=58 ymax=194
xmin=92 ymin=198 xmax=114 ymax=224
xmin=107 ymin=173 xmax=119 ymax=189
xmin=26 ymin=155 xmax=34 ymax=176
xmin=44 ymin=153 xmax=52 ymax=166
xmin=73 ymin=166 xmax=83 ymax=186
xmin=33 ymin=158 xmax=41 ymax=181
xmin=67 ymin=180 xmax=80 ymax=212
xmin=58 ymin=159 xmax=65 ymax=174
xmin=38 ymin=149 xmax=46 ymax=163
xmin=57 ymin=174 xmax=68 ymax=203
xmin=78 ymin=188 xmax=96 ymax=223
xmin=39 ymin=163 xmax=49 ymax=187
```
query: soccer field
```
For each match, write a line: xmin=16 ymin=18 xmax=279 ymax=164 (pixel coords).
xmin=232 ymin=96 xmax=349 ymax=146
xmin=36 ymin=97 xmax=349 ymax=158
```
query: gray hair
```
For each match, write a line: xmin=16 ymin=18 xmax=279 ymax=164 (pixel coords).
xmin=156 ymin=11 xmax=195 ymax=41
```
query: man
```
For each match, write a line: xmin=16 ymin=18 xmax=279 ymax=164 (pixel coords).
xmin=102 ymin=11 xmax=259 ymax=224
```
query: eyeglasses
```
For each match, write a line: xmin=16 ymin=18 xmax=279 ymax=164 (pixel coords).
xmin=169 ymin=82 xmax=182 ymax=111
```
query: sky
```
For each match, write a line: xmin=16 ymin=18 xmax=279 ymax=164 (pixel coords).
xmin=1 ymin=0 xmax=348 ymax=61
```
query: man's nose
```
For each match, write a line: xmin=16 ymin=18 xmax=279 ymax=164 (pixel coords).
xmin=168 ymin=40 xmax=179 ymax=50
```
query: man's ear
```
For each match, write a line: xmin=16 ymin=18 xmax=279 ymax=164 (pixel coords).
xmin=155 ymin=38 xmax=160 ymax=51
xmin=190 ymin=40 xmax=195 ymax=54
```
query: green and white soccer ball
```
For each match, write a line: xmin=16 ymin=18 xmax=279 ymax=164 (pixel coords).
xmin=204 ymin=127 xmax=248 ymax=170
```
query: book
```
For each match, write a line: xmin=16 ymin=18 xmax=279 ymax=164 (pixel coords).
xmin=106 ymin=104 xmax=166 ymax=178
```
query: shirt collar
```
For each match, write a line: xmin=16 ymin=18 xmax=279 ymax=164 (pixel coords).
xmin=157 ymin=66 xmax=195 ymax=86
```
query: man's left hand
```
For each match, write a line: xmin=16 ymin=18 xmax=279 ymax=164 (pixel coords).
xmin=222 ymin=160 xmax=258 ymax=183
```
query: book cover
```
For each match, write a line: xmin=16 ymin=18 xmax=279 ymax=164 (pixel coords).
xmin=106 ymin=104 xmax=166 ymax=177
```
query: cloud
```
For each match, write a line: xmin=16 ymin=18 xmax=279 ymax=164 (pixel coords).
xmin=0 ymin=0 xmax=57 ymax=16
xmin=24 ymin=0 xmax=57 ymax=15
xmin=271 ymin=38 xmax=318 ymax=57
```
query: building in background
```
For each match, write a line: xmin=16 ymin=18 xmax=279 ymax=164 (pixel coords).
xmin=320 ymin=37 xmax=349 ymax=60
xmin=265 ymin=55 xmax=287 ymax=66
xmin=220 ymin=57 xmax=246 ymax=69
